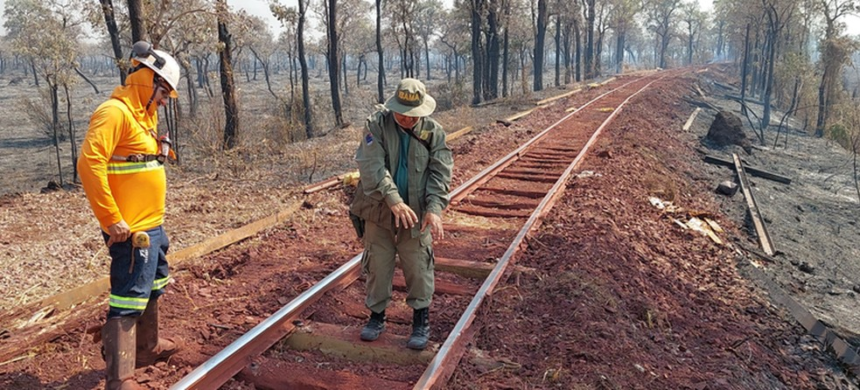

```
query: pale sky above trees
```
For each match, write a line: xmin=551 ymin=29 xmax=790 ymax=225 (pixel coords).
xmin=0 ymin=0 xmax=858 ymax=44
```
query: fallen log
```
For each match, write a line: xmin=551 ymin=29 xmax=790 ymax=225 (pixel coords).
xmin=303 ymin=176 xmax=343 ymax=194
xmin=733 ymin=153 xmax=776 ymax=256
xmin=703 ymin=155 xmax=792 ymax=185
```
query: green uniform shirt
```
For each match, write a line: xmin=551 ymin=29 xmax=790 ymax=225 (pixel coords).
xmin=351 ymin=109 xmax=453 ymax=237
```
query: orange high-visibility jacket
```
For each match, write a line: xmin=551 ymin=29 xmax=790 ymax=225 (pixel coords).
xmin=78 ymin=68 xmax=166 ymax=234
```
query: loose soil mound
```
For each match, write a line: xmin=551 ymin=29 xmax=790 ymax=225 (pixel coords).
xmin=706 ymin=110 xmax=752 ymax=152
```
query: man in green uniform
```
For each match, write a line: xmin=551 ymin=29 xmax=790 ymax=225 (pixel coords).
xmin=350 ymin=78 xmax=453 ymax=350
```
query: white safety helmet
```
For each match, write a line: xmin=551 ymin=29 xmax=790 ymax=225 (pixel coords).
xmin=130 ymin=41 xmax=180 ymax=98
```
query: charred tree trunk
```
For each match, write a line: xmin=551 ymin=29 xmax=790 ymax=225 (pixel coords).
xmin=326 ymin=0 xmax=343 ymax=127
xmin=30 ymin=59 xmax=39 ymax=87
xmin=659 ymin=33 xmax=671 ymax=69
xmin=343 ymin=56 xmax=349 ymax=95
xmin=487 ymin=3 xmax=500 ymax=99
xmin=100 ymin=0 xmax=125 ymax=84
xmin=816 ymin=65 xmax=830 ymax=137
xmin=217 ymin=0 xmax=239 ymax=149
xmin=250 ymin=47 xmax=277 ymax=101
xmin=183 ymin=61 xmax=198 ymax=118
xmin=740 ymin=23 xmax=751 ymax=116
xmin=774 ymin=76 xmax=802 ymax=148
xmin=533 ymin=0 xmax=547 ymax=91
xmin=687 ymin=30 xmax=694 ymax=65
xmin=750 ymin=28 xmax=761 ymax=98
xmin=502 ymin=14 xmax=510 ymax=97
xmin=470 ymin=0 xmax=484 ymax=104
xmin=563 ymin=21 xmax=572 ymax=83
xmin=376 ymin=0 xmax=385 ymax=103
xmin=615 ymin=31 xmax=625 ymax=74
xmin=298 ymin=0 xmax=313 ymax=137
xmin=127 ymin=0 xmax=147 ymax=43
xmin=63 ymin=84 xmax=78 ymax=182
xmin=716 ymin=20 xmax=725 ymax=58
xmin=424 ymin=41 xmax=432 ymax=80
xmin=554 ymin=15 xmax=561 ymax=87
xmin=584 ymin=0 xmax=595 ymax=79
xmin=761 ymin=6 xmax=782 ymax=141
xmin=48 ymin=79 xmax=63 ymax=186
xmin=574 ymin=18 xmax=581 ymax=82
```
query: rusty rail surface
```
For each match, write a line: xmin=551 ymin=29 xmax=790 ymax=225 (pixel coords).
xmin=449 ymin=75 xmax=649 ymax=205
xmin=171 ymin=71 xmax=674 ymax=390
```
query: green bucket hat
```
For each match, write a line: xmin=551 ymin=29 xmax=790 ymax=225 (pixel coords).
xmin=384 ymin=78 xmax=436 ymax=117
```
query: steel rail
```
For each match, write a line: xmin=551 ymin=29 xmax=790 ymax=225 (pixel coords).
xmin=449 ymin=75 xmax=647 ymax=204
xmin=172 ymin=71 xmax=673 ymax=390
xmin=413 ymin=72 xmax=672 ymax=389
xmin=170 ymin=256 xmax=361 ymax=390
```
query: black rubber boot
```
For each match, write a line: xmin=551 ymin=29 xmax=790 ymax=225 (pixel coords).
xmin=360 ymin=310 xmax=386 ymax=341
xmin=407 ymin=308 xmax=429 ymax=350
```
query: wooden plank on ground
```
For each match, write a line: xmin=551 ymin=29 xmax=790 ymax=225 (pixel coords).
xmin=504 ymin=109 xmax=535 ymax=123
xmin=392 ymin=275 xmax=477 ymax=296
xmin=238 ymin=357 xmax=411 ymax=390
xmin=434 ymin=257 xmax=494 ymax=279
xmin=284 ymin=321 xmax=435 ymax=365
xmin=535 ymin=88 xmax=582 ymax=106
xmin=27 ymin=201 xmax=303 ymax=312
xmin=683 ymin=108 xmax=701 ymax=131
xmin=733 ymin=153 xmax=776 ymax=256
xmin=394 ymin=257 xmax=496 ymax=279
xmin=303 ymin=176 xmax=343 ymax=194
xmin=448 ymin=126 xmax=474 ymax=141
xmin=703 ymin=155 xmax=792 ymax=184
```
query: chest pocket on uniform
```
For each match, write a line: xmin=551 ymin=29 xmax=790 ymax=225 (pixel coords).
xmin=412 ymin=142 xmax=430 ymax=174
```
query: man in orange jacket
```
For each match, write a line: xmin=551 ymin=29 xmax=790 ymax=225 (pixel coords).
xmin=78 ymin=41 xmax=181 ymax=390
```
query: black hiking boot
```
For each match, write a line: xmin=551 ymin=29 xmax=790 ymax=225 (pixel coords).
xmin=407 ymin=308 xmax=429 ymax=350
xmin=360 ymin=310 xmax=386 ymax=341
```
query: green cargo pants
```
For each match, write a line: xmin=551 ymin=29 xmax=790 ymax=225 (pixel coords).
xmin=362 ymin=220 xmax=435 ymax=314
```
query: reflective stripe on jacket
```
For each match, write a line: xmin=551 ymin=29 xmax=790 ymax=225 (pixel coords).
xmin=78 ymin=68 xmax=166 ymax=233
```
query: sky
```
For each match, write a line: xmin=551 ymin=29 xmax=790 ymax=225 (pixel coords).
xmin=0 ymin=0 xmax=858 ymax=41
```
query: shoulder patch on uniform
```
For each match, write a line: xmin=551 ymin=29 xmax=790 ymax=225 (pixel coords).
xmin=365 ymin=133 xmax=374 ymax=145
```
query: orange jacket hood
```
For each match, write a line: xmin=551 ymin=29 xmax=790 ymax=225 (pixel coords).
xmin=109 ymin=67 xmax=160 ymax=129
xmin=77 ymin=67 xmax=168 ymax=233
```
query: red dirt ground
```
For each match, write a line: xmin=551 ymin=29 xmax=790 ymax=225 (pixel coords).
xmin=0 ymin=69 xmax=856 ymax=389
xmin=449 ymin=78 xmax=853 ymax=389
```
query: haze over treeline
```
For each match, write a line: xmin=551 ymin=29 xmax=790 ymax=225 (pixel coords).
xmin=0 ymin=0 xmax=859 ymax=196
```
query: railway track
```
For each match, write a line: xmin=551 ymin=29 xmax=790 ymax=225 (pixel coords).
xmin=171 ymin=70 xmax=677 ymax=389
